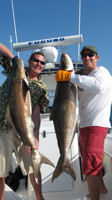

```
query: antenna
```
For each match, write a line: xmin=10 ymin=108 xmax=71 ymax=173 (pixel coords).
xmin=11 ymin=0 xmax=19 ymax=57
xmin=13 ymin=35 xmax=83 ymax=52
xmin=77 ymin=0 xmax=81 ymax=62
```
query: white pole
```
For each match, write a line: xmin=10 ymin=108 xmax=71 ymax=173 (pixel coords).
xmin=9 ymin=35 xmax=13 ymax=52
xmin=78 ymin=0 xmax=81 ymax=62
xmin=11 ymin=0 xmax=19 ymax=57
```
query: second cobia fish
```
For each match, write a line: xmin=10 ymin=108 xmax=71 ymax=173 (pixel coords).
xmin=6 ymin=58 xmax=54 ymax=178
xmin=50 ymin=53 xmax=78 ymax=182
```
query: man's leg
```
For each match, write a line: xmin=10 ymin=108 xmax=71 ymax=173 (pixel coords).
xmin=30 ymin=172 xmax=44 ymax=200
xmin=86 ymin=175 xmax=100 ymax=200
xmin=0 ymin=129 xmax=14 ymax=200
xmin=13 ymin=134 xmax=44 ymax=200
xmin=0 ymin=178 xmax=5 ymax=200
xmin=99 ymin=175 xmax=108 ymax=194
xmin=86 ymin=175 xmax=108 ymax=200
xmin=79 ymin=127 xmax=108 ymax=200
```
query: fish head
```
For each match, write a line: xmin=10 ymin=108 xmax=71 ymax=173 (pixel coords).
xmin=12 ymin=58 xmax=26 ymax=80
xmin=60 ymin=53 xmax=74 ymax=71
xmin=8 ymin=58 xmax=27 ymax=94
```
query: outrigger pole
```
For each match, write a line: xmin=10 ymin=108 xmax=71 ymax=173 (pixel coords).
xmin=11 ymin=0 xmax=19 ymax=57
xmin=77 ymin=0 xmax=81 ymax=62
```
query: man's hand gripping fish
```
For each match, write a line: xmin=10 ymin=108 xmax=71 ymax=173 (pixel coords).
xmin=50 ymin=53 xmax=78 ymax=182
xmin=6 ymin=58 xmax=54 ymax=178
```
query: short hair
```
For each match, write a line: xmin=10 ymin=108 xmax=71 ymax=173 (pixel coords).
xmin=29 ymin=51 xmax=45 ymax=60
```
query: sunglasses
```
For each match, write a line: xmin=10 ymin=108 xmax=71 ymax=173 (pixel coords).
xmin=32 ymin=58 xmax=45 ymax=65
xmin=81 ymin=53 xmax=96 ymax=58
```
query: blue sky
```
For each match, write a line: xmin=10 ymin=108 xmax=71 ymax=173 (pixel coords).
xmin=0 ymin=0 xmax=112 ymax=84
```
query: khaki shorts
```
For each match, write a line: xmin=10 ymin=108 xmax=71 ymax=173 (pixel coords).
xmin=0 ymin=128 xmax=33 ymax=177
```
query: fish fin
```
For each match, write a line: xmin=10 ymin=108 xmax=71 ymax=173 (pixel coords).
xmin=69 ymin=120 xmax=79 ymax=148
xmin=22 ymin=79 xmax=30 ymax=100
xmin=31 ymin=150 xmax=55 ymax=178
xmin=52 ymin=157 xmax=76 ymax=182
xmin=22 ymin=79 xmax=30 ymax=91
xmin=39 ymin=151 xmax=55 ymax=168
xmin=75 ymin=120 xmax=79 ymax=133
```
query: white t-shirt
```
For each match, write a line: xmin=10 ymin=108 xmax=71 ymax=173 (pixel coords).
xmin=70 ymin=66 xmax=112 ymax=128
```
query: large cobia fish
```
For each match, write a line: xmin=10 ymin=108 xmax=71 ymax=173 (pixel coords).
xmin=50 ymin=53 xmax=78 ymax=182
xmin=6 ymin=58 xmax=54 ymax=178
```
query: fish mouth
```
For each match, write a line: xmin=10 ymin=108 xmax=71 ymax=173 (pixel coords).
xmin=60 ymin=53 xmax=73 ymax=71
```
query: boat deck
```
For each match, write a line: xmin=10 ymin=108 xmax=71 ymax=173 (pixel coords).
xmin=4 ymin=134 xmax=112 ymax=200
xmin=5 ymin=174 xmax=112 ymax=200
xmin=5 ymin=184 xmax=22 ymax=200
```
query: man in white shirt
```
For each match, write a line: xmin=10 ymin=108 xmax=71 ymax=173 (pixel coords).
xmin=56 ymin=45 xmax=112 ymax=200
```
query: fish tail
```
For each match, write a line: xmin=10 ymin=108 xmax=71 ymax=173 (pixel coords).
xmin=39 ymin=151 xmax=55 ymax=167
xmin=52 ymin=157 xmax=76 ymax=182
xmin=31 ymin=150 xmax=55 ymax=178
